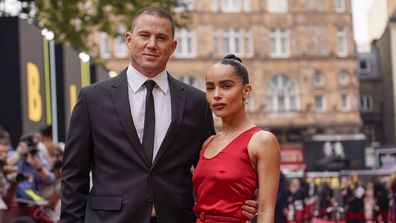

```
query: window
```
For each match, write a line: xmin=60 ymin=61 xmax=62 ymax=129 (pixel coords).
xmin=214 ymin=29 xmax=253 ymax=57
xmin=338 ymin=72 xmax=350 ymax=86
xmin=268 ymin=0 xmax=288 ymax=13
xmin=244 ymin=31 xmax=253 ymax=57
xmin=315 ymin=95 xmax=326 ymax=112
xmin=175 ymin=28 xmax=195 ymax=58
xmin=334 ymin=0 xmax=345 ymax=13
xmin=360 ymin=95 xmax=373 ymax=112
xmin=224 ymin=28 xmax=242 ymax=55
xmin=270 ymin=28 xmax=289 ymax=57
xmin=221 ymin=0 xmax=242 ymax=13
xmin=359 ymin=59 xmax=371 ymax=73
xmin=336 ymin=27 xmax=347 ymax=57
xmin=341 ymin=94 xmax=350 ymax=111
xmin=313 ymin=71 xmax=325 ymax=87
xmin=114 ymin=26 xmax=128 ymax=58
xmin=180 ymin=75 xmax=203 ymax=90
xmin=266 ymin=74 xmax=299 ymax=111
xmin=215 ymin=0 xmax=250 ymax=12
xmin=100 ymin=33 xmax=111 ymax=59
xmin=213 ymin=31 xmax=221 ymax=56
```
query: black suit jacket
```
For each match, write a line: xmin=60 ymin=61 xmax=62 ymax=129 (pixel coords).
xmin=60 ymin=70 xmax=214 ymax=223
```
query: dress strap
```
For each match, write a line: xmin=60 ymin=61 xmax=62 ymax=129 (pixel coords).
xmin=200 ymin=135 xmax=216 ymax=155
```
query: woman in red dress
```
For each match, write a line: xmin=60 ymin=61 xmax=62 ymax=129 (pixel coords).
xmin=193 ymin=54 xmax=281 ymax=223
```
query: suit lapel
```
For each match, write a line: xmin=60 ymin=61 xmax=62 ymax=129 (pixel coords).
xmin=110 ymin=70 xmax=151 ymax=167
xmin=152 ymin=74 xmax=185 ymax=167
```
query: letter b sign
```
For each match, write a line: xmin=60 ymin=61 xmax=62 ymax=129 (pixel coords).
xmin=27 ymin=62 xmax=42 ymax=122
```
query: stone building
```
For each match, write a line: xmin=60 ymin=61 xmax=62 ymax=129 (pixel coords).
xmin=97 ymin=0 xmax=361 ymax=151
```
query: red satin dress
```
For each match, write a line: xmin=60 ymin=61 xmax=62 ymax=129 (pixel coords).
xmin=193 ymin=127 xmax=260 ymax=223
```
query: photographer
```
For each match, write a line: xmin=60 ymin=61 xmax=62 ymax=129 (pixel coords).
xmin=14 ymin=134 xmax=55 ymax=203
xmin=36 ymin=125 xmax=64 ymax=175
xmin=50 ymin=148 xmax=63 ymax=178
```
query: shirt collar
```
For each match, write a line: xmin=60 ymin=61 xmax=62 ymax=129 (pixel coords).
xmin=126 ymin=63 xmax=169 ymax=94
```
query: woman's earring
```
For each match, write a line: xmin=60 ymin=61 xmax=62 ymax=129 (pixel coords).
xmin=243 ymin=95 xmax=249 ymax=105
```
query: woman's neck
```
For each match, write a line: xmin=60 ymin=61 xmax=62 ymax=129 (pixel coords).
xmin=220 ymin=111 xmax=253 ymax=135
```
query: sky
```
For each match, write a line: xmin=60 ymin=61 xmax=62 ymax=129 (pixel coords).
xmin=352 ymin=0 xmax=374 ymax=45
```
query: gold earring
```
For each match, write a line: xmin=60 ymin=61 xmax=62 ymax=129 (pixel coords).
xmin=243 ymin=96 xmax=248 ymax=105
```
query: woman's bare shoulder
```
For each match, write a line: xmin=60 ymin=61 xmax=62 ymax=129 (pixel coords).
xmin=249 ymin=130 xmax=280 ymax=153
xmin=202 ymin=135 xmax=216 ymax=147
xmin=252 ymin=130 xmax=278 ymax=144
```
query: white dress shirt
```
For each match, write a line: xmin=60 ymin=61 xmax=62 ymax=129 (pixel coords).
xmin=126 ymin=64 xmax=172 ymax=162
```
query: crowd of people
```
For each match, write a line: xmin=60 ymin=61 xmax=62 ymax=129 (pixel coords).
xmin=0 ymin=125 xmax=63 ymax=222
xmin=278 ymin=173 xmax=396 ymax=223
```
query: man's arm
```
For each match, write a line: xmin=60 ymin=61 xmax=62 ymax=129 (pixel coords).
xmin=193 ymin=103 xmax=215 ymax=167
xmin=61 ymin=89 xmax=93 ymax=223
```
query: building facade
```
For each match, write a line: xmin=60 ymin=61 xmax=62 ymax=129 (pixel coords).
xmin=98 ymin=0 xmax=361 ymax=152
xmin=374 ymin=19 xmax=396 ymax=145
xmin=358 ymin=45 xmax=384 ymax=145
xmin=365 ymin=1 xmax=396 ymax=145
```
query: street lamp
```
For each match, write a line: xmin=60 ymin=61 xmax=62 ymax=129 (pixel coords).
xmin=42 ymin=28 xmax=58 ymax=143
xmin=79 ymin=52 xmax=91 ymax=87
xmin=78 ymin=52 xmax=90 ymax=62
xmin=108 ymin=71 xmax=118 ymax=78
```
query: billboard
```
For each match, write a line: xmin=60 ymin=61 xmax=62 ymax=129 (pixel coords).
xmin=303 ymin=134 xmax=367 ymax=171
xmin=374 ymin=147 xmax=396 ymax=170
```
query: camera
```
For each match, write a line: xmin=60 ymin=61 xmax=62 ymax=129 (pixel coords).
xmin=19 ymin=133 xmax=39 ymax=156
xmin=0 ymin=159 xmax=6 ymax=170
xmin=16 ymin=172 xmax=29 ymax=183
xmin=52 ymin=148 xmax=63 ymax=170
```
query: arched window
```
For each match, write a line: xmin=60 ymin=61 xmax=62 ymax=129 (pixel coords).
xmin=266 ymin=74 xmax=299 ymax=111
xmin=179 ymin=75 xmax=203 ymax=90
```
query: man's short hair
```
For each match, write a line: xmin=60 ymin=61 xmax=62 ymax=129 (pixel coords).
xmin=131 ymin=6 xmax=176 ymax=38
xmin=39 ymin=125 xmax=52 ymax=138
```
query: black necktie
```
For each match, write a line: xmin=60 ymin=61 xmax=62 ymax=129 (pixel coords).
xmin=143 ymin=80 xmax=156 ymax=163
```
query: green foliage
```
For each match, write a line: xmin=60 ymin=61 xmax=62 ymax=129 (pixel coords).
xmin=33 ymin=0 xmax=190 ymax=60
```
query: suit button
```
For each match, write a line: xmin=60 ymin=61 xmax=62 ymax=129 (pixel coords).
xmin=148 ymin=199 xmax=153 ymax=203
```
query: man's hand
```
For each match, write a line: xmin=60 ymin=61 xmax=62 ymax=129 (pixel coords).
xmin=27 ymin=154 xmax=42 ymax=170
xmin=241 ymin=200 xmax=258 ymax=222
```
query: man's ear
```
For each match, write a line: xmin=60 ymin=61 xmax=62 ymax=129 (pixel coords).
xmin=170 ymin=39 xmax=178 ymax=55
xmin=125 ymin=32 xmax=132 ymax=49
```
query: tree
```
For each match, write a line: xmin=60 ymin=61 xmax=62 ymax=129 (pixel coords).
xmin=33 ymin=0 xmax=189 ymax=60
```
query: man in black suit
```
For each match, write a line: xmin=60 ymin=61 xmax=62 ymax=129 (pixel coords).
xmin=61 ymin=7 xmax=256 ymax=223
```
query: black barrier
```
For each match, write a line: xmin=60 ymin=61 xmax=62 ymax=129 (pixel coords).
xmin=0 ymin=17 xmax=49 ymax=146
xmin=55 ymin=45 xmax=93 ymax=140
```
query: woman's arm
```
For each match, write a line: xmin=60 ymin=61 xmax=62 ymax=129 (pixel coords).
xmin=248 ymin=131 xmax=280 ymax=223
